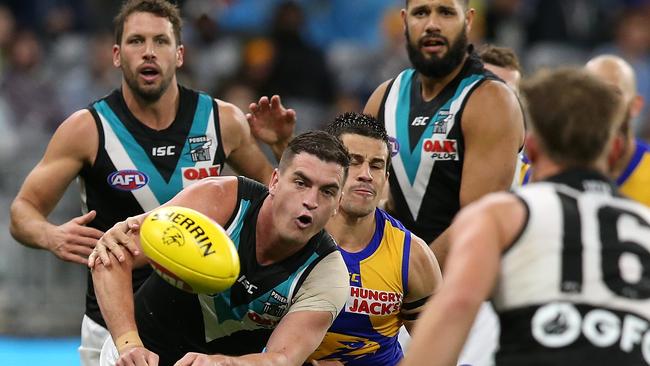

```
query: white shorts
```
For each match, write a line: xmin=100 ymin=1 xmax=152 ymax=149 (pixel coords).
xmin=457 ymin=302 xmax=499 ymax=366
xmin=99 ymin=335 xmax=120 ymax=366
xmin=79 ymin=315 xmax=111 ymax=366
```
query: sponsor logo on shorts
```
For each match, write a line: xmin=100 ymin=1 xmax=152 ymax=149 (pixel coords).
xmin=423 ymin=138 xmax=459 ymax=161
xmin=107 ymin=170 xmax=149 ymax=191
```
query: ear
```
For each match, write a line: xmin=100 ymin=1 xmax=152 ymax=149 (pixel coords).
xmin=112 ymin=44 xmax=121 ymax=68
xmin=400 ymin=8 xmax=407 ymax=31
xmin=607 ymin=133 xmax=625 ymax=175
xmin=630 ymin=95 xmax=645 ymax=119
xmin=465 ymin=7 xmax=475 ymax=32
xmin=176 ymin=44 xmax=184 ymax=68
xmin=268 ymin=169 xmax=280 ymax=196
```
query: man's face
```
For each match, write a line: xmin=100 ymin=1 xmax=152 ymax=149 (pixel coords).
xmin=113 ymin=12 xmax=183 ymax=103
xmin=403 ymin=0 xmax=471 ymax=78
xmin=269 ymin=153 xmax=345 ymax=245
xmin=339 ymin=134 xmax=389 ymax=218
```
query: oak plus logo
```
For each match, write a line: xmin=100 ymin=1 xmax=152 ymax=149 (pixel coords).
xmin=423 ymin=138 xmax=459 ymax=161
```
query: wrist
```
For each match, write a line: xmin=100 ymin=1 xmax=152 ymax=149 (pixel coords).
xmin=115 ymin=330 xmax=143 ymax=354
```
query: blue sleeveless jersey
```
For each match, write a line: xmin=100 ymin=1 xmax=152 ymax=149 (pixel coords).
xmin=311 ymin=209 xmax=411 ymax=365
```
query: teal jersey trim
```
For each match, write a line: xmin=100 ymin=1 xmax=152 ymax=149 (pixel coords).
xmin=395 ymin=71 xmax=484 ymax=184
xmin=93 ymin=93 xmax=213 ymax=204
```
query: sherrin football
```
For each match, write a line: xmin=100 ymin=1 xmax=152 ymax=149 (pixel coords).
xmin=139 ymin=206 xmax=240 ymax=294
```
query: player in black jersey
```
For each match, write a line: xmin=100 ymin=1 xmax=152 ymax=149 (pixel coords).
xmin=402 ymin=69 xmax=650 ymax=366
xmin=248 ymin=0 xmax=525 ymax=267
xmin=9 ymin=1 xmax=292 ymax=365
xmin=90 ymin=131 xmax=350 ymax=366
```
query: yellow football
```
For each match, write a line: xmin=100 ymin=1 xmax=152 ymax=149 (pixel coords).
xmin=139 ymin=206 xmax=240 ymax=294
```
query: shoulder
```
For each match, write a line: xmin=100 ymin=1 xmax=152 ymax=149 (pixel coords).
xmin=454 ymin=192 xmax=527 ymax=250
xmin=214 ymin=98 xmax=249 ymax=154
xmin=171 ymin=176 xmax=240 ymax=226
xmin=363 ymin=78 xmax=395 ymax=117
xmin=49 ymin=109 xmax=98 ymax=162
xmin=462 ymin=79 xmax=524 ymax=139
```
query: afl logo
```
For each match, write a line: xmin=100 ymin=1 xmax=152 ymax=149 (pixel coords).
xmin=107 ymin=170 xmax=149 ymax=191
xmin=388 ymin=136 xmax=400 ymax=157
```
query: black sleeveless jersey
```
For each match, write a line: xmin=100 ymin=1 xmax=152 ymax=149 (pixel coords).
xmin=378 ymin=49 xmax=499 ymax=243
xmin=81 ymin=85 xmax=226 ymax=326
xmin=495 ymin=169 xmax=650 ymax=365
xmin=134 ymin=177 xmax=339 ymax=365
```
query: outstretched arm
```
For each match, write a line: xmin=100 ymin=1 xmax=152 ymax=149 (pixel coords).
xmin=10 ymin=110 xmax=103 ymax=265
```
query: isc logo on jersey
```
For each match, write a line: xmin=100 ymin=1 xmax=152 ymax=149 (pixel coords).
xmin=532 ymin=302 xmax=650 ymax=363
xmin=107 ymin=170 xmax=149 ymax=191
xmin=346 ymin=286 xmax=402 ymax=316
xmin=423 ymin=138 xmax=459 ymax=161
xmin=181 ymin=165 xmax=221 ymax=187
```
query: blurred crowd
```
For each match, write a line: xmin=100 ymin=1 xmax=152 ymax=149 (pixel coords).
xmin=0 ymin=0 xmax=649 ymax=336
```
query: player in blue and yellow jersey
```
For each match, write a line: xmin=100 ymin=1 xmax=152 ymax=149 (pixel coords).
xmin=586 ymin=55 xmax=650 ymax=207
xmin=309 ymin=113 xmax=442 ymax=366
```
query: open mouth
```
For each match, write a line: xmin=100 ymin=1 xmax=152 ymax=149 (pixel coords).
xmin=296 ymin=215 xmax=313 ymax=228
xmin=421 ymin=37 xmax=446 ymax=52
xmin=139 ymin=65 xmax=160 ymax=81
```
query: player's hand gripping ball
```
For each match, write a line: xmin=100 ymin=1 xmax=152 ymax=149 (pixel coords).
xmin=139 ymin=206 xmax=240 ymax=294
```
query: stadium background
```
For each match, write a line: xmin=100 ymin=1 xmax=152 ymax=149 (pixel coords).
xmin=0 ymin=0 xmax=648 ymax=364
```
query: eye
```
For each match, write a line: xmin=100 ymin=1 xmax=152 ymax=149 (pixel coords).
xmin=322 ymin=189 xmax=336 ymax=197
xmin=295 ymin=179 xmax=305 ymax=188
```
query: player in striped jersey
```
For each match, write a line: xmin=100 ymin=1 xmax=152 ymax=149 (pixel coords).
xmin=403 ymin=68 xmax=650 ymax=366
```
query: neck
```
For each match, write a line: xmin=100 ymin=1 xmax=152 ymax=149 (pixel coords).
xmin=611 ymin=136 xmax=636 ymax=178
xmin=255 ymin=197 xmax=306 ymax=266
xmin=419 ymin=55 xmax=467 ymax=101
xmin=121 ymin=79 xmax=179 ymax=130
xmin=532 ymin=156 xmax=606 ymax=182
xmin=326 ymin=209 xmax=376 ymax=253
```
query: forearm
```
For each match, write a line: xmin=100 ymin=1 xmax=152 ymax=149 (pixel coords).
xmin=9 ymin=198 xmax=55 ymax=250
xmin=402 ymin=294 xmax=481 ymax=366
xmin=91 ymin=254 xmax=139 ymax=347
xmin=230 ymin=352 xmax=289 ymax=366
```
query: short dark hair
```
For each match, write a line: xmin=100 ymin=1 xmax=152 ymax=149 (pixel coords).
xmin=478 ymin=44 xmax=522 ymax=72
xmin=279 ymin=131 xmax=350 ymax=177
xmin=114 ymin=0 xmax=182 ymax=45
xmin=521 ymin=68 xmax=624 ymax=166
xmin=325 ymin=112 xmax=391 ymax=171
xmin=405 ymin=0 xmax=469 ymax=8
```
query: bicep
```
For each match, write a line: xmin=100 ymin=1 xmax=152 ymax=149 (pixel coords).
xmin=401 ymin=235 xmax=442 ymax=330
xmin=460 ymin=82 xmax=524 ymax=206
xmin=15 ymin=112 xmax=95 ymax=214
